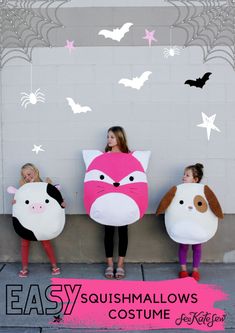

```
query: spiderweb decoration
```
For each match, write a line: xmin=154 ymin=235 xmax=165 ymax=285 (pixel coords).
xmin=167 ymin=0 xmax=235 ymax=70
xmin=0 ymin=0 xmax=69 ymax=69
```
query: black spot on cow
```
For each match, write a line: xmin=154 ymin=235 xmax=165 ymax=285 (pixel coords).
xmin=13 ymin=217 xmax=37 ymax=241
xmin=46 ymin=184 xmax=64 ymax=208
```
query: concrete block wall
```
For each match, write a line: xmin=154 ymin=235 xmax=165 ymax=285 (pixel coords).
xmin=0 ymin=2 xmax=234 ymax=262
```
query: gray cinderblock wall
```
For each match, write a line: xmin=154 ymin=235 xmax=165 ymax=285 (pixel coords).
xmin=0 ymin=2 xmax=234 ymax=263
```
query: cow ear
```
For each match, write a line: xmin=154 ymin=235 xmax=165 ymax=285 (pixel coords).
xmin=156 ymin=186 xmax=177 ymax=215
xmin=132 ymin=151 xmax=151 ymax=171
xmin=7 ymin=186 xmax=18 ymax=194
xmin=47 ymin=183 xmax=64 ymax=207
xmin=54 ymin=184 xmax=61 ymax=190
xmin=204 ymin=185 xmax=224 ymax=219
xmin=82 ymin=150 xmax=103 ymax=169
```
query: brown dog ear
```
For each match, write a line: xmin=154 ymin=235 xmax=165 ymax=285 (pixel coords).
xmin=204 ymin=185 xmax=224 ymax=219
xmin=156 ymin=186 xmax=177 ymax=215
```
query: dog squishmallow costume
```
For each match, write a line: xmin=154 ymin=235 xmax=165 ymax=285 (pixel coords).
xmin=7 ymin=183 xmax=65 ymax=241
xmin=83 ymin=150 xmax=151 ymax=226
xmin=156 ymin=183 xmax=223 ymax=244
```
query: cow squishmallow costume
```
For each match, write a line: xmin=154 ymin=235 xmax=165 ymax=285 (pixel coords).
xmin=83 ymin=150 xmax=151 ymax=226
xmin=7 ymin=183 xmax=65 ymax=241
xmin=156 ymin=183 xmax=224 ymax=244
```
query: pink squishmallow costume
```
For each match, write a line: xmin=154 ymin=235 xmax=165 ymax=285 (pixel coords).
xmin=83 ymin=150 xmax=151 ymax=226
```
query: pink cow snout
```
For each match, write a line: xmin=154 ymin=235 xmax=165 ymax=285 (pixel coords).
xmin=30 ymin=203 xmax=46 ymax=214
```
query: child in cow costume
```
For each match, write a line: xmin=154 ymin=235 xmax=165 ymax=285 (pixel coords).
xmin=8 ymin=163 xmax=66 ymax=277
xmin=157 ymin=163 xmax=223 ymax=281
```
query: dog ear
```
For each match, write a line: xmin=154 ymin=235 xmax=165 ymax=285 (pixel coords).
xmin=204 ymin=185 xmax=224 ymax=219
xmin=156 ymin=186 xmax=177 ymax=215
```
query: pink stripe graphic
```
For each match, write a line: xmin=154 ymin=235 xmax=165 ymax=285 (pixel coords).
xmin=50 ymin=278 xmax=227 ymax=331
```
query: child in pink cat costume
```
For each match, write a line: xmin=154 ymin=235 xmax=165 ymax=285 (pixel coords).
xmin=83 ymin=126 xmax=150 ymax=279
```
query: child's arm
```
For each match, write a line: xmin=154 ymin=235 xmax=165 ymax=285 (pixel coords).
xmin=19 ymin=179 xmax=25 ymax=187
xmin=61 ymin=201 xmax=66 ymax=208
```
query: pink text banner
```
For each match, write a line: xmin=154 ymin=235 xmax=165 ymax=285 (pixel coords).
xmin=51 ymin=277 xmax=228 ymax=331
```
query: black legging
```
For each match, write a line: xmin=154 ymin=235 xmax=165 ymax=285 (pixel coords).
xmin=104 ymin=225 xmax=128 ymax=258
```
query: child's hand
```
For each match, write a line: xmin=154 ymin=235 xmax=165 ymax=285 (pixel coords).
xmin=46 ymin=177 xmax=52 ymax=184
xmin=61 ymin=201 xmax=66 ymax=208
xmin=12 ymin=199 xmax=16 ymax=205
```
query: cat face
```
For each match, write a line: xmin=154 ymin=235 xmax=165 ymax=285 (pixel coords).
xmin=83 ymin=150 xmax=150 ymax=226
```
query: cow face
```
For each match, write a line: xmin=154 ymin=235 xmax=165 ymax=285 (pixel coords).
xmin=8 ymin=183 xmax=65 ymax=241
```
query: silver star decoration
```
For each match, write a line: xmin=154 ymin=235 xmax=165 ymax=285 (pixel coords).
xmin=167 ymin=0 xmax=235 ymax=70
xmin=32 ymin=144 xmax=45 ymax=154
xmin=0 ymin=0 xmax=69 ymax=69
xmin=197 ymin=112 xmax=221 ymax=140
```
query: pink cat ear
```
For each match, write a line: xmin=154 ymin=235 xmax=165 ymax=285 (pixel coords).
xmin=54 ymin=184 xmax=61 ymax=190
xmin=132 ymin=151 xmax=151 ymax=171
xmin=83 ymin=150 xmax=103 ymax=169
xmin=7 ymin=186 xmax=18 ymax=194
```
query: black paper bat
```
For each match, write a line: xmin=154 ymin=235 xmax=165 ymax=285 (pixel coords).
xmin=53 ymin=315 xmax=63 ymax=323
xmin=184 ymin=72 xmax=212 ymax=88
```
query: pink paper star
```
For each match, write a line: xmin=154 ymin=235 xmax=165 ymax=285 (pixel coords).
xmin=143 ymin=29 xmax=157 ymax=47
xmin=65 ymin=40 xmax=75 ymax=54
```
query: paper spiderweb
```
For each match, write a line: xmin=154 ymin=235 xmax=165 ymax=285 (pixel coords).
xmin=0 ymin=0 xmax=69 ymax=69
xmin=167 ymin=0 xmax=235 ymax=70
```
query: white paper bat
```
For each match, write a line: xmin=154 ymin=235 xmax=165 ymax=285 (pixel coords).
xmin=98 ymin=22 xmax=133 ymax=42
xmin=66 ymin=97 xmax=92 ymax=114
xmin=118 ymin=71 xmax=152 ymax=90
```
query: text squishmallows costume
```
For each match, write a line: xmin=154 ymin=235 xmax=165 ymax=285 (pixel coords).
xmin=83 ymin=150 xmax=151 ymax=226
xmin=7 ymin=183 xmax=65 ymax=241
xmin=156 ymin=183 xmax=223 ymax=244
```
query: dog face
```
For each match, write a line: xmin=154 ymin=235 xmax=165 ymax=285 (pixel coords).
xmin=157 ymin=183 xmax=223 ymax=244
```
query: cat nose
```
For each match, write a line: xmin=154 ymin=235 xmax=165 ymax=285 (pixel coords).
xmin=188 ymin=206 xmax=193 ymax=210
xmin=113 ymin=182 xmax=120 ymax=187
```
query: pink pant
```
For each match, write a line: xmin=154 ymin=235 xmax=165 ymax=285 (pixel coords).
xmin=21 ymin=239 xmax=57 ymax=267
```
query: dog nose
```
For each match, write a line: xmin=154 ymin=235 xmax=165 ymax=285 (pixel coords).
xmin=113 ymin=182 xmax=120 ymax=187
xmin=188 ymin=206 xmax=193 ymax=210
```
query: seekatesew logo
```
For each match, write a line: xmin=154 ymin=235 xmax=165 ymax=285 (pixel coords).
xmin=175 ymin=311 xmax=226 ymax=328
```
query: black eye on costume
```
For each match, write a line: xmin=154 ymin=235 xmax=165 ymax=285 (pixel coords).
xmin=129 ymin=176 xmax=134 ymax=181
xmin=45 ymin=199 xmax=49 ymax=203
xmin=198 ymin=201 xmax=202 ymax=206
xmin=179 ymin=200 xmax=184 ymax=205
xmin=100 ymin=175 xmax=105 ymax=180
xmin=25 ymin=200 xmax=29 ymax=204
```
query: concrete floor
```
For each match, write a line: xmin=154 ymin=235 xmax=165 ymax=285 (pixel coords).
xmin=0 ymin=263 xmax=234 ymax=333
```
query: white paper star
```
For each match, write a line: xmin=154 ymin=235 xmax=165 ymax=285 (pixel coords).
xmin=197 ymin=112 xmax=221 ymax=140
xmin=32 ymin=144 xmax=45 ymax=154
